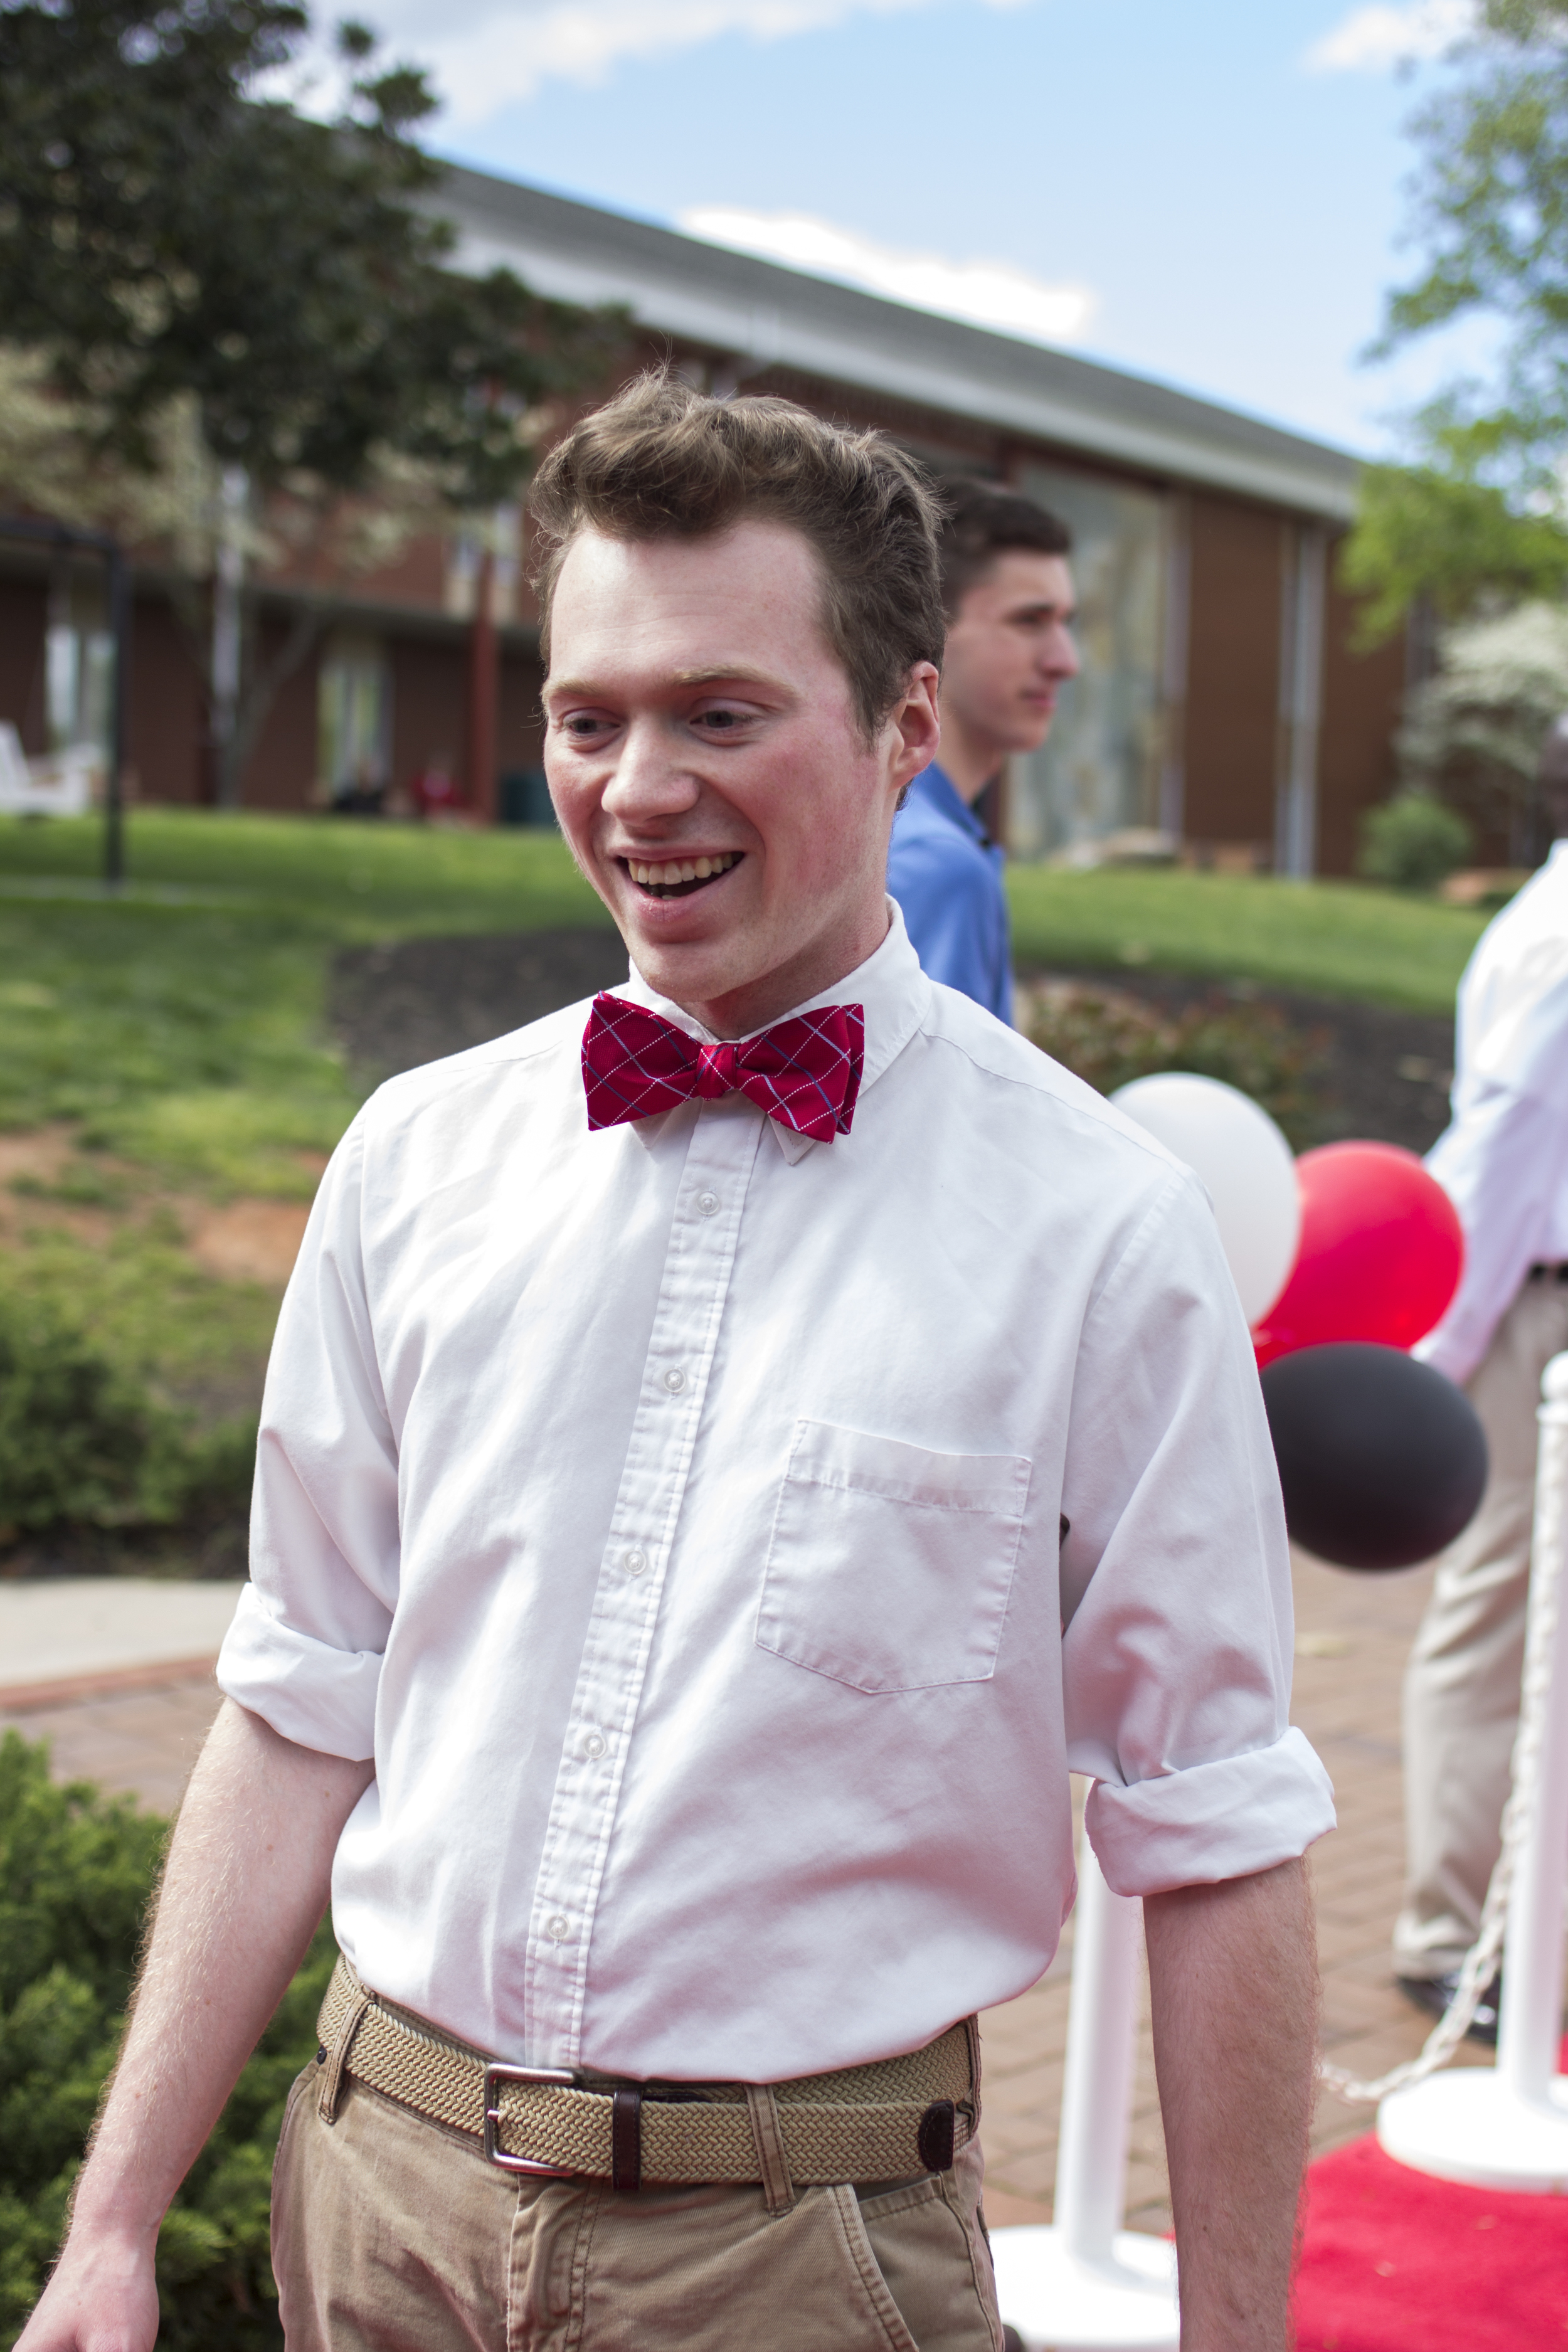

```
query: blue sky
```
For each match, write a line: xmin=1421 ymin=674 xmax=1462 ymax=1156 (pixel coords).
xmin=338 ymin=0 xmax=1490 ymax=453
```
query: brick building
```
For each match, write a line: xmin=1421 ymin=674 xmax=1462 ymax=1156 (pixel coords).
xmin=0 ymin=165 xmax=1405 ymax=872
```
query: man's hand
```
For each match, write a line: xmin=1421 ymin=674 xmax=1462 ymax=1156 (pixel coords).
xmin=1144 ymin=1856 xmax=1318 ymax=2352
xmin=16 ymin=1699 xmax=373 ymax=2352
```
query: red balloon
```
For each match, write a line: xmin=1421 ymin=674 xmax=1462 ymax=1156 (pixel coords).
xmin=1253 ymin=1142 xmax=1463 ymax=1368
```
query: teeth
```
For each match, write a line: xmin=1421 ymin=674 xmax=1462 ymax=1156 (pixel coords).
xmin=628 ymin=852 xmax=738 ymax=887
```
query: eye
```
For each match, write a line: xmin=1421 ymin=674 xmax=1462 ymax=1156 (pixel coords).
xmin=691 ymin=701 xmax=761 ymax=734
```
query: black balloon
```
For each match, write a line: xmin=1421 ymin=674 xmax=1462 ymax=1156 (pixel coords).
xmin=1260 ymin=1342 xmax=1488 ymax=1572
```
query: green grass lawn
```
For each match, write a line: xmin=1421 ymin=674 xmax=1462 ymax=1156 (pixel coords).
xmin=0 ymin=808 xmax=1488 ymax=1471
xmin=0 ymin=808 xmax=1486 ymax=1188
xmin=1007 ymin=864 xmax=1487 ymax=1014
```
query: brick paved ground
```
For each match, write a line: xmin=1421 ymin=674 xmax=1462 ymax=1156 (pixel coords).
xmin=979 ymin=1547 xmax=1495 ymax=2233
xmin=3 ymin=1549 xmax=1477 ymax=2237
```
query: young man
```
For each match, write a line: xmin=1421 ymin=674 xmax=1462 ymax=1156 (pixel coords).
xmin=887 ymin=480 xmax=1078 ymax=1023
xmin=21 ymin=378 xmax=1331 ymax=2352
xmin=1394 ymin=749 xmax=1568 ymax=2030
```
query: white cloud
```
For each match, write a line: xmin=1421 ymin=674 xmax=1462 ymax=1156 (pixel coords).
xmin=679 ymin=206 xmax=1094 ymax=344
xmin=347 ymin=0 xmax=1030 ymax=125
xmin=1303 ymin=0 xmax=1474 ymax=73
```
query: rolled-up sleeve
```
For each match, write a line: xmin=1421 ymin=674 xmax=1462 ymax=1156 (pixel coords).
xmin=216 ymin=1115 xmax=399 ymax=1761
xmin=1061 ymin=1166 xmax=1336 ymax=1895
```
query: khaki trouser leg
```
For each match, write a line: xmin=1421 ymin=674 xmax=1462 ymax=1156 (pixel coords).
xmin=1392 ymin=1276 xmax=1568 ymax=1978
xmin=271 ymin=2065 xmax=1003 ymax=2352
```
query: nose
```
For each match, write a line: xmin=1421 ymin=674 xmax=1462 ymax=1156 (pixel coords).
xmin=601 ymin=716 xmax=701 ymax=825
xmin=1045 ymin=622 xmax=1079 ymax=682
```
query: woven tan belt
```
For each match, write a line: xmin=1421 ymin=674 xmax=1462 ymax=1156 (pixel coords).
xmin=315 ymin=1954 xmax=979 ymax=2194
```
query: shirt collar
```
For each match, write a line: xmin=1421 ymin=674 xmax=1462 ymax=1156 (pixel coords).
xmin=614 ymin=901 xmax=932 ymax=1161
xmin=907 ymin=761 xmax=992 ymax=847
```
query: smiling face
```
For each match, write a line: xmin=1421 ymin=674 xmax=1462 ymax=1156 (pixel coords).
xmin=937 ymin=551 xmax=1079 ymax=803
xmin=543 ymin=519 xmax=940 ymax=1038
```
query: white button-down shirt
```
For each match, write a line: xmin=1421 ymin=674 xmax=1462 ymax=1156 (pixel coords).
xmin=218 ymin=908 xmax=1333 ymax=2082
xmin=1419 ymin=840 xmax=1568 ymax=1386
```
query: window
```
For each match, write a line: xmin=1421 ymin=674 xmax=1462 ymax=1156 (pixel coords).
xmin=45 ymin=571 xmax=114 ymax=759
xmin=317 ymin=632 xmax=391 ymax=807
xmin=1010 ymin=465 xmax=1170 ymax=860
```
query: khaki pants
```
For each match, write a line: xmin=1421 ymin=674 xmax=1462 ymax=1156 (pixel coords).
xmin=1393 ymin=1273 xmax=1568 ymax=1978
xmin=271 ymin=2065 xmax=1004 ymax=2351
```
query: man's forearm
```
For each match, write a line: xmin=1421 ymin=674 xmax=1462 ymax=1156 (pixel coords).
xmin=1144 ymin=1857 xmax=1318 ymax=2352
xmin=19 ymin=1697 xmax=372 ymax=2352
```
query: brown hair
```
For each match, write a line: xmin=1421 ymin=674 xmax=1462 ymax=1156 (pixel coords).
xmin=938 ymin=477 xmax=1071 ymax=619
xmin=527 ymin=372 xmax=947 ymax=741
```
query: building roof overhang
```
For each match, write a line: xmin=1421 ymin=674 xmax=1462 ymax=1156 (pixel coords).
xmin=437 ymin=164 xmax=1358 ymax=525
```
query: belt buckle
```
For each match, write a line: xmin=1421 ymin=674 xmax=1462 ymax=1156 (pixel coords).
xmin=482 ymin=2062 xmax=577 ymax=2175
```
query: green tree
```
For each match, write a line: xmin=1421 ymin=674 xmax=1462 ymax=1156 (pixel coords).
xmin=1344 ymin=3 xmax=1568 ymax=633
xmin=0 ymin=0 xmax=624 ymax=802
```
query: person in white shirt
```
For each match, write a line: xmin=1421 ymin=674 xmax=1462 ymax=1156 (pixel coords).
xmin=1394 ymin=753 xmax=1568 ymax=2029
xmin=21 ymin=376 xmax=1333 ymax=2352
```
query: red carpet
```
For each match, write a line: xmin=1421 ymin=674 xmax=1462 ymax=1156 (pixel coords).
xmin=1293 ymin=2132 xmax=1568 ymax=2350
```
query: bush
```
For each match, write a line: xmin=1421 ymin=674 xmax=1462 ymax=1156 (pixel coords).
xmin=1022 ymin=981 xmax=1326 ymax=1148
xmin=1356 ymin=792 xmax=1474 ymax=892
xmin=0 ymin=1295 xmax=254 ymax=1550
xmin=0 ymin=1730 xmax=331 ymax=2349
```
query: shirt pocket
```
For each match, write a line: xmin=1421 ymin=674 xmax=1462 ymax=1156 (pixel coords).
xmin=755 ymin=1420 xmax=1032 ymax=1695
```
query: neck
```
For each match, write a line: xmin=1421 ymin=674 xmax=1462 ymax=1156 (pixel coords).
xmin=659 ymin=900 xmax=891 ymax=1040
xmin=931 ymin=711 xmax=1004 ymax=807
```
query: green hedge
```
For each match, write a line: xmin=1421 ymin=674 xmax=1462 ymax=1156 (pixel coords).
xmin=0 ymin=1732 xmax=329 ymax=2349
xmin=0 ymin=1295 xmax=255 ymax=1554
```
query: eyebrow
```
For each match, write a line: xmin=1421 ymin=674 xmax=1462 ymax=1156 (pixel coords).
xmin=544 ymin=664 xmax=785 ymax=700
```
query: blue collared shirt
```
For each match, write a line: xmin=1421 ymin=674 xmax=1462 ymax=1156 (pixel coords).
xmin=886 ymin=762 xmax=1013 ymax=1025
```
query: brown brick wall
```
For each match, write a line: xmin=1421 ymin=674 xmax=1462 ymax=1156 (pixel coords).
xmin=1181 ymin=494 xmax=1284 ymax=852
xmin=1316 ymin=566 xmax=1406 ymax=876
xmin=127 ymin=595 xmax=204 ymax=803
xmin=0 ymin=573 xmax=48 ymax=755
xmin=237 ymin=617 xmax=321 ymax=810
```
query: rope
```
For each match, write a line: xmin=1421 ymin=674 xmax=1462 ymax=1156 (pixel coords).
xmin=1318 ymin=1381 xmax=1568 ymax=2106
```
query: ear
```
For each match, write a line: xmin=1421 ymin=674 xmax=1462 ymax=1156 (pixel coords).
xmin=885 ymin=662 xmax=941 ymax=793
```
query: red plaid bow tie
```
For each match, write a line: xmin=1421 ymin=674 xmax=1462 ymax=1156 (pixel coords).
xmin=582 ymin=993 xmax=865 ymax=1143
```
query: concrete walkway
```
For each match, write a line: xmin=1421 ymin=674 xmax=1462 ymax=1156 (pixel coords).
xmin=0 ymin=1577 xmax=243 ymax=1708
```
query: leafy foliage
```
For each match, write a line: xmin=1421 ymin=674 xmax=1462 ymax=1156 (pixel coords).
xmin=1355 ymin=793 xmax=1476 ymax=891
xmin=0 ymin=0 xmax=620 ymax=503
xmin=1342 ymin=4 xmax=1568 ymax=628
xmin=0 ymin=0 xmax=626 ymax=802
xmin=1375 ymin=4 xmax=1568 ymax=494
xmin=0 ymin=1731 xmax=331 ymax=2349
xmin=0 ymin=1290 xmax=255 ymax=1542
xmin=1020 ymin=982 xmax=1327 ymax=1149
xmin=1341 ymin=456 xmax=1568 ymax=644
xmin=1396 ymin=598 xmax=1568 ymax=854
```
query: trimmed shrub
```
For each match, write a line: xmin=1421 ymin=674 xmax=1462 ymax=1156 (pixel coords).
xmin=1356 ymin=792 xmax=1474 ymax=892
xmin=0 ymin=1731 xmax=331 ymax=2349
xmin=0 ymin=1296 xmax=254 ymax=1549
xmin=1022 ymin=982 xmax=1326 ymax=1149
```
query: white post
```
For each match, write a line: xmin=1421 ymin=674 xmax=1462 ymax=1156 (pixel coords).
xmin=988 ymin=1833 xmax=1180 ymax=2351
xmin=210 ymin=464 xmax=247 ymax=807
xmin=1377 ymin=1352 xmax=1568 ymax=2189
xmin=1054 ymin=1841 xmax=1142 ymax=2259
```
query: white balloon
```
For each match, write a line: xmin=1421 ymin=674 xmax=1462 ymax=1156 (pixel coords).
xmin=1109 ymin=1071 xmax=1301 ymax=1327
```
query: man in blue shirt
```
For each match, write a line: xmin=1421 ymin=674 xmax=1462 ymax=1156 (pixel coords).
xmin=889 ymin=480 xmax=1078 ymax=1024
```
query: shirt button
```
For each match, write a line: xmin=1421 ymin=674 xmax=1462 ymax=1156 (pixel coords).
xmin=544 ymin=1914 xmax=569 ymax=1942
xmin=583 ymin=1732 xmax=607 ymax=1760
xmin=623 ymin=1547 xmax=647 ymax=1575
xmin=662 ymin=1368 xmax=686 ymax=1394
xmin=697 ymin=1191 xmax=719 ymax=1216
